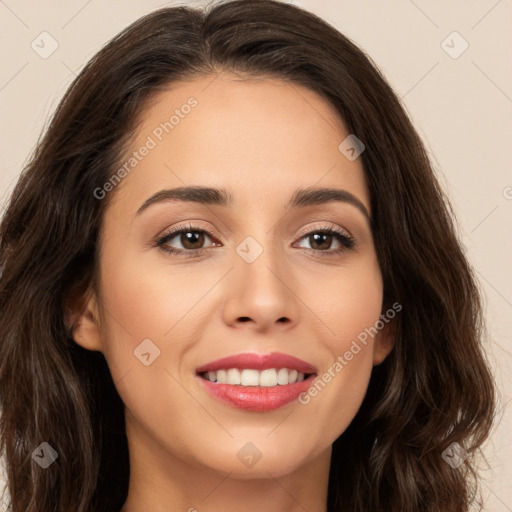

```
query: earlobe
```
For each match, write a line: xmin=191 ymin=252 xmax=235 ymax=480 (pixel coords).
xmin=66 ymin=291 xmax=103 ymax=352
xmin=372 ymin=316 xmax=396 ymax=366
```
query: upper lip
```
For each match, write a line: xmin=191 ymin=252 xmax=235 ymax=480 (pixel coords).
xmin=196 ymin=352 xmax=317 ymax=374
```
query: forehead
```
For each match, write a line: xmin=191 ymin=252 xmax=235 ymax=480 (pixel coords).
xmin=108 ymin=72 xmax=370 ymax=216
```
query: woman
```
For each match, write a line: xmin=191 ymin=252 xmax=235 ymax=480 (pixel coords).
xmin=0 ymin=1 xmax=495 ymax=511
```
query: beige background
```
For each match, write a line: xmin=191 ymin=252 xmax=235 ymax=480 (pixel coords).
xmin=0 ymin=0 xmax=510 ymax=509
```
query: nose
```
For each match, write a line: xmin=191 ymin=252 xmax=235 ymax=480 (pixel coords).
xmin=221 ymin=243 xmax=300 ymax=333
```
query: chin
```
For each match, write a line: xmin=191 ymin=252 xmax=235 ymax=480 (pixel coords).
xmin=191 ymin=440 xmax=317 ymax=480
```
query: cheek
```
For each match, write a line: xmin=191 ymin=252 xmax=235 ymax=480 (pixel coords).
xmin=304 ymin=253 xmax=383 ymax=349
xmin=98 ymin=251 xmax=208 ymax=349
xmin=295 ymin=257 xmax=383 ymax=435
xmin=95 ymin=254 xmax=206 ymax=443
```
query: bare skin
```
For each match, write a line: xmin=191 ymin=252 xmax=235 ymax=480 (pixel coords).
xmin=70 ymin=72 xmax=395 ymax=512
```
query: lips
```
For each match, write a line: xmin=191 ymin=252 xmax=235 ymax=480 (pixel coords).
xmin=197 ymin=376 xmax=316 ymax=411
xmin=195 ymin=352 xmax=317 ymax=412
xmin=195 ymin=352 xmax=317 ymax=374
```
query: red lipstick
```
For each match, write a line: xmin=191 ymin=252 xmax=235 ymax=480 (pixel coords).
xmin=195 ymin=352 xmax=317 ymax=374
xmin=195 ymin=352 xmax=317 ymax=412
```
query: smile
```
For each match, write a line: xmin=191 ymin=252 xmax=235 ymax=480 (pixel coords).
xmin=199 ymin=368 xmax=311 ymax=386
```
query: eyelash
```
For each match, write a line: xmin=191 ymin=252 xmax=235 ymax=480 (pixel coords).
xmin=154 ymin=223 xmax=356 ymax=259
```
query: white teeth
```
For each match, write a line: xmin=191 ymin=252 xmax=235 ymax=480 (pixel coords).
xmin=277 ymin=368 xmax=289 ymax=385
xmin=202 ymin=368 xmax=310 ymax=386
xmin=226 ymin=368 xmax=241 ymax=385
xmin=260 ymin=369 xmax=278 ymax=387
xmin=240 ymin=369 xmax=259 ymax=386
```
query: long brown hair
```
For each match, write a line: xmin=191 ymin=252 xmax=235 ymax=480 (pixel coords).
xmin=0 ymin=1 xmax=495 ymax=510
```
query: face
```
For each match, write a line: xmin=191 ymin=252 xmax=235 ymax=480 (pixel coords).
xmin=73 ymin=73 xmax=394 ymax=481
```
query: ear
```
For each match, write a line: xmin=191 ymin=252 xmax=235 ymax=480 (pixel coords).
xmin=372 ymin=315 xmax=396 ymax=366
xmin=65 ymin=288 xmax=103 ymax=352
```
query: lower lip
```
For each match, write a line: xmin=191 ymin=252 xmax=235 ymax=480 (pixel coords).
xmin=196 ymin=374 xmax=316 ymax=412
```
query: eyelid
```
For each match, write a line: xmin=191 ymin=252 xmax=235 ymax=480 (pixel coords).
xmin=294 ymin=222 xmax=353 ymax=241
xmin=154 ymin=221 xmax=356 ymax=257
xmin=155 ymin=222 xmax=219 ymax=246
xmin=157 ymin=221 xmax=353 ymax=242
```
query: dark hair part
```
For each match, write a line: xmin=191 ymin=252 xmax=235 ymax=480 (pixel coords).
xmin=0 ymin=1 xmax=495 ymax=510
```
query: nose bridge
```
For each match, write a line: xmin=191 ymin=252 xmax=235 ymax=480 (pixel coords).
xmin=221 ymin=229 xmax=299 ymax=330
xmin=234 ymin=231 xmax=288 ymax=295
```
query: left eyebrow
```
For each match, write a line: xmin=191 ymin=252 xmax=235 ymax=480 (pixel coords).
xmin=135 ymin=185 xmax=371 ymax=222
xmin=287 ymin=186 xmax=371 ymax=221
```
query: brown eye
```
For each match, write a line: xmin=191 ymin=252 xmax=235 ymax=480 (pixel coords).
xmin=307 ymin=232 xmax=333 ymax=250
xmin=178 ymin=230 xmax=206 ymax=250
xmin=156 ymin=225 xmax=219 ymax=256
xmin=295 ymin=226 xmax=355 ymax=254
